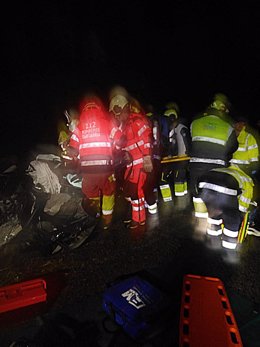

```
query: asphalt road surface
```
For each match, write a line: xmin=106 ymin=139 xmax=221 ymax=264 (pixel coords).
xmin=0 ymin=193 xmax=260 ymax=346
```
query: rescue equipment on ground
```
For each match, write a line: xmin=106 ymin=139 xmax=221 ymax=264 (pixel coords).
xmin=179 ymin=274 xmax=243 ymax=347
xmin=0 ymin=278 xmax=47 ymax=314
xmin=161 ymin=155 xmax=190 ymax=164
xmin=102 ymin=275 xmax=172 ymax=340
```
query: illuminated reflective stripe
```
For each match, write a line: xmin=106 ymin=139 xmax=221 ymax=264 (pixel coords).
xmin=125 ymin=143 xmax=137 ymax=151
xmin=192 ymin=136 xmax=226 ymax=146
xmin=175 ymin=192 xmax=186 ymax=196
xmin=70 ymin=133 xmax=79 ymax=142
xmin=102 ymin=209 xmax=113 ymax=215
xmin=153 ymin=127 xmax=158 ymax=141
xmin=163 ymin=197 xmax=172 ymax=201
xmin=230 ymin=158 xmax=250 ymax=165
xmin=222 ymin=240 xmax=237 ymax=249
xmin=195 ymin=212 xmax=208 ymax=218
xmin=127 ymin=158 xmax=143 ymax=167
xmin=207 ymin=217 xmax=222 ymax=225
xmin=147 ymin=202 xmax=158 ymax=214
xmin=248 ymin=144 xmax=258 ymax=150
xmin=207 ymin=228 xmax=222 ymax=236
xmin=250 ymin=157 xmax=259 ymax=162
xmin=147 ymin=202 xmax=157 ymax=209
xmin=169 ymin=129 xmax=175 ymax=142
xmin=125 ymin=140 xmax=145 ymax=151
xmin=236 ymin=147 xmax=247 ymax=152
xmin=153 ymin=155 xmax=161 ymax=160
xmin=193 ymin=197 xmax=204 ymax=203
xmin=132 ymin=205 xmax=145 ymax=211
xmin=81 ymin=160 xmax=113 ymax=166
xmin=240 ymin=195 xmax=251 ymax=204
xmin=144 ymin=143 xmax=151 ymax=148
xmin=198 ymin=182 xmax=237 ymax=195
xmin=223 ymin=228 xmax=238 ymax=238
xmin=132 ymin=198 xmax=145 ymax=204
xmin=80 ymin=142 xmax=112 ymax=149
xmin=239 ymin=205 xmax=247 ymax=213
xmin=138 ymin=124 xmax=149 ymax=136
xmin=190 ymin=157 xmax=225 ymax=165
xmin=160 ymin=184 xmax=170 ymax=189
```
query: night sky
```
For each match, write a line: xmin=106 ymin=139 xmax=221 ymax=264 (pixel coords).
xmin=1 ymin=0 xmax=259 ymax=154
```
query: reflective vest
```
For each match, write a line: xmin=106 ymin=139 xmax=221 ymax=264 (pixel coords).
xmin=230 ymin=127 xmax=259 ymax=167
xmin=123 ymin=113 xmax=152 ymax=168
xmin=200 ymin=165 xmax=254 ymax=213
xmin=190 ymin=114 xmax=236 ymax=166
xmin=169 ymin=123 xmax=190 ymax=156
xmin=69 ymin=108 xmax=121 ymax=173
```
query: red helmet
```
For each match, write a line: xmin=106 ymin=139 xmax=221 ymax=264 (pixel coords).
xmin=79 ymin=94 xmax=104 ymax=114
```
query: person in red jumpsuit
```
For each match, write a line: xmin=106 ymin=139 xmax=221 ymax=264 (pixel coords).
xmin=68 ymin=95 xmax=121 ymax=230
xmin=109 ymin=94 xmax=153 ymax=229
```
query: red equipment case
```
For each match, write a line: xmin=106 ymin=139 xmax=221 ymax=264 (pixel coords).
xmin=179 ymin=274 xmax=243 ymax=347
xmin=0 ymin=278 xmax=47 ymax=314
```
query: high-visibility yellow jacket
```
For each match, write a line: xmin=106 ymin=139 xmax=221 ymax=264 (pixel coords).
xmin=230 ymin=126 xmax=259 ymax=172
xmin=190 ymin=110 xmax=238 ymax=167
xmin=199 ymin=165 xmax=254 ymax=213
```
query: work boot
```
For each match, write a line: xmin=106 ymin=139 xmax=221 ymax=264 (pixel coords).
xmin=102 ymin=214 xmax=112 ymax=230
xmin=123 ymin=204 xmax=132 ymax=224
xmin=128 ymin=220 xmax=146 ymax=229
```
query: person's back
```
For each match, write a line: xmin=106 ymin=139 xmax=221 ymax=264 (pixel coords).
xmin=189 ymin=93 xmax=238 ymax=218
xmin=190 ymin=108 xmax=237 ymax=167
xmin=70 ymin=100 xmax=116 ymax=174
xmin=197 ymin=164 xmax=254 ymax=253
xmin=68 ymin=96 xmax=121 ymax=230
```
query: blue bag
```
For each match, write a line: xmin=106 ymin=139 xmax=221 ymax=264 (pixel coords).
xmin=102 ymin=275 xmax=172 ymax=340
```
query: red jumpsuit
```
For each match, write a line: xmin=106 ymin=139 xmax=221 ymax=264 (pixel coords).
xmin=122 ymin=112 xmax=153 ymax=224
xmin=69 ymin=102 xmax=121 ymax=222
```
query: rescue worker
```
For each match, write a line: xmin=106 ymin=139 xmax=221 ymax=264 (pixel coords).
xmin=158 ymin=103 xmax=179 ymax=202
xmin=109 ymin=93 xmax=153 ymax=229
xmin=68 ymin=95 xmax=121 ymax=230
xmin=189 ymin=93 xmax=238 ymax=218
xmin=144 ymin=106 xmax=162 ymax=214
xmin=164 ymin=103 xmax=191 ymax=197
xmin=159 ymin=102 xmax=176 ymax=157
xmin=197 ymin=164 xmax=254 ymax=252
xmin=57 ymin=108 xmax=79 ymax=153
xmin=230 ymin=116 xmax=259 ymax=178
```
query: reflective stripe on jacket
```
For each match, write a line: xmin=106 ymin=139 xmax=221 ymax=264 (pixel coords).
xmin=69 ymin=108 xmax=121 ymax=172
xmin=123 ymin=113 xmax=152 ymax=168
xmin=190 ymin=114 xmax=237 ymax=166
xmin=199 ymin=165 xmax=254 ymax=213
xmin=230 ymin=127 xmax=259 ymax=166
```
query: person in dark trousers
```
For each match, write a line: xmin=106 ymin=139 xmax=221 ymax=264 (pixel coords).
xmin=197 ymin=164 xmax=254 ymax=263
xmin=189 ymin=93 xmax=238 ymax=219
xmin=144 ymin=107 xmax=162 ymax=214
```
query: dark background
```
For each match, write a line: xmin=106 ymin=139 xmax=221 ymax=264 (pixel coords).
xmin=1 ymin=0 xmax=259 ymax=154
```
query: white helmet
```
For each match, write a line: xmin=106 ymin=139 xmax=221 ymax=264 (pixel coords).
xmin=109 ymin=95 xmax=129 ymax=115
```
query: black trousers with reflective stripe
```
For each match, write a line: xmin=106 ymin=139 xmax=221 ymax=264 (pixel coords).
xmin=200 ymin=188 xmax=242 ymax=244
